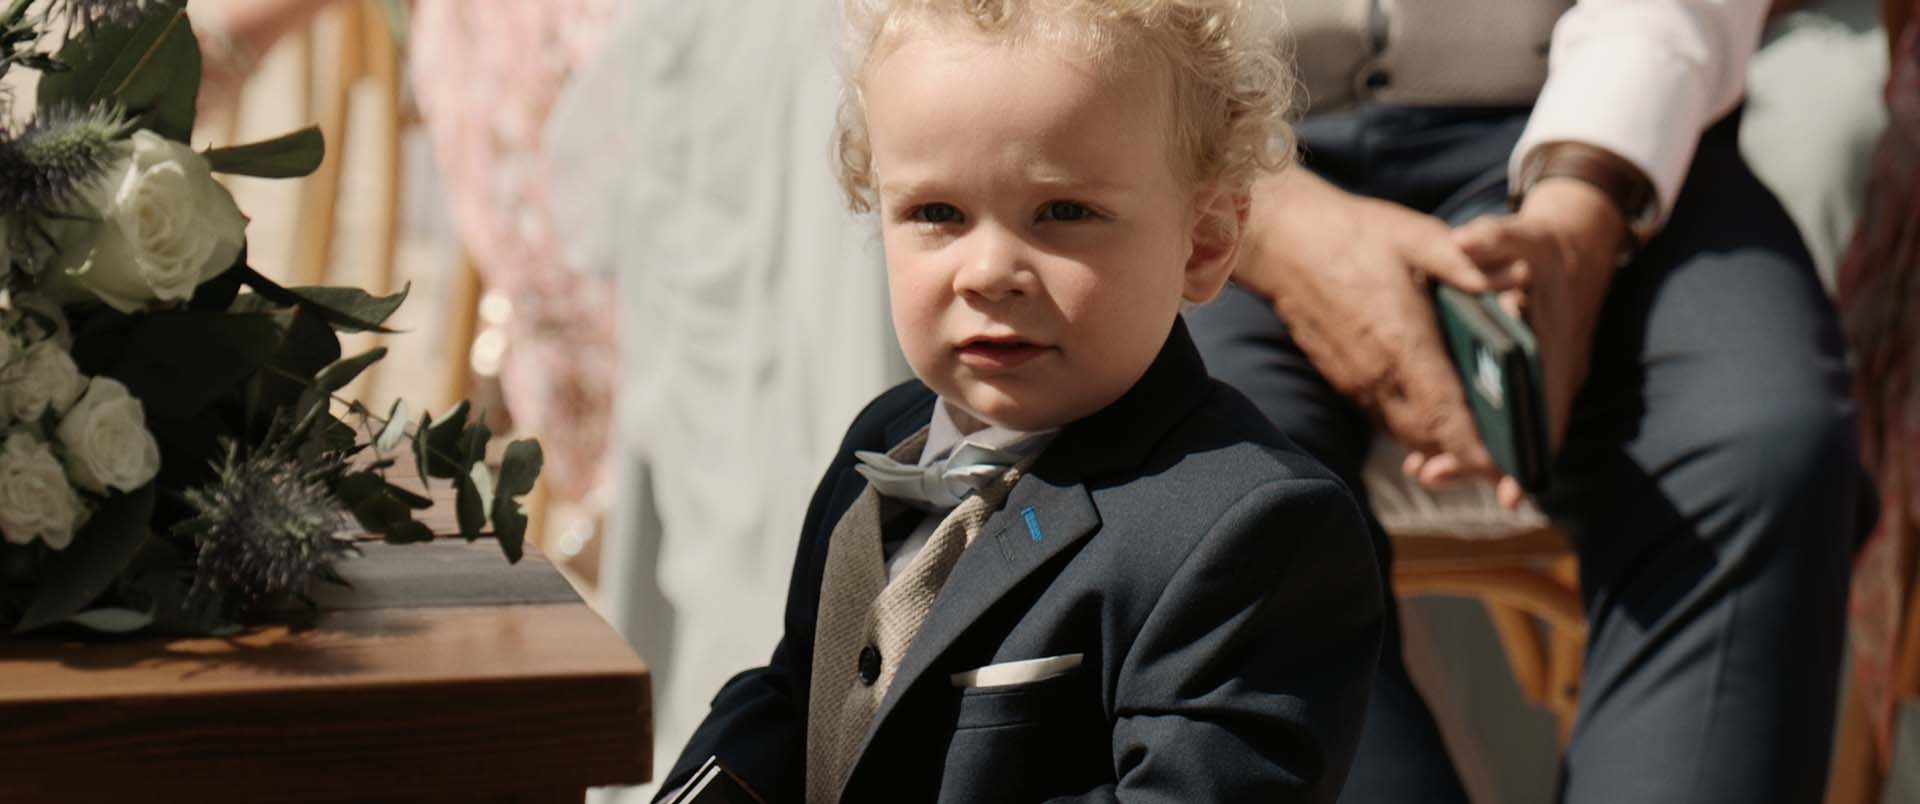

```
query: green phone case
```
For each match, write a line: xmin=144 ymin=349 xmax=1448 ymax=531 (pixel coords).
xmin=1431 ymin=284 xmax=1551 ymax=493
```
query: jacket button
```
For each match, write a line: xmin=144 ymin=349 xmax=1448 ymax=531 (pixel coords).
xmin=858 ymin=645 xmax=881 ymax=686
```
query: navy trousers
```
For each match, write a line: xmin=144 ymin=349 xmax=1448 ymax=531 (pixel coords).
xmin=1188 ymin=106 xmax=1872 ymax=803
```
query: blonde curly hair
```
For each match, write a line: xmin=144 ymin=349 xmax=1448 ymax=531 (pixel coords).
xmin=834 ymin=0 xmax=1297 ymax=213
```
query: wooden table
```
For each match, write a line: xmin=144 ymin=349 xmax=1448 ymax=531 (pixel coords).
xmin=0 ymin=541 xmax=651 ymax=803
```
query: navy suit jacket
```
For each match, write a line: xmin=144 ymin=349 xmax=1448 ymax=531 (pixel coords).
xmin=658 ymin=319 xmax=1384 ymax=803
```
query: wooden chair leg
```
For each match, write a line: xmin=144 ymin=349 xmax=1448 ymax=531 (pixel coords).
xmin=1483 ymin=602 xmax=1550 ymax=705
xmin=1393 ymin=567 xmax=1584 ymax=634
xmin=1543 ymin=557 xmax=1582 ymax=743
xmin=292 ymin=0 xmax=367 ymax=288
xmin=1397 ymin=558 xmax=1586 ymax=746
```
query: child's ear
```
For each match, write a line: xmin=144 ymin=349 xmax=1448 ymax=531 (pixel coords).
xmin=1181 ymin=186 xmax=1247 ymax=304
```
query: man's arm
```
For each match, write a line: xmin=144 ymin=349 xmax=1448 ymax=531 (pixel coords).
xmin=1514 ymin=0 xmax=1771 ymax=231
xmin=1237 ymin=0 xmax=1772 ymax=505
xmin=1406 ymin=0 xmax=1771 ymax=501
xmin=1042 ymin=478 xmax=1384 ymax=803
xmin=1231 ymin=168 xmax=1517 ymax=483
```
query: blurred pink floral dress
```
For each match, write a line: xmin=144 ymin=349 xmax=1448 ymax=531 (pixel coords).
xmin=408 ymin=0 xmax=617 ymax=506
xmin=1840 ymin=6 xmax=1920 ymax=762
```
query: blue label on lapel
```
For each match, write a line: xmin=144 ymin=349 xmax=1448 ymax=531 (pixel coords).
xmin=1021 ymin=506 xmax=1043 ymax=542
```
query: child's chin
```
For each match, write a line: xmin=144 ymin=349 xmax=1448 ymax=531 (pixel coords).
xmin=961 ymin=393 xmax=1081 ymax=433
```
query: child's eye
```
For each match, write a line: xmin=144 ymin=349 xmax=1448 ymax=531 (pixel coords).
xmin=909 ymin=203 xmax=964 ymax=224
xmin=1036 ymin=201 xmax=1097 ymax=222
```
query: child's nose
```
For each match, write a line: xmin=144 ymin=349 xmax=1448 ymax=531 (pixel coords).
xmin=954 ymin=227 xmax=1031 ymax=302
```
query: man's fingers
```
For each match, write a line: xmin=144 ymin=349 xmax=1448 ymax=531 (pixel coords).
xmin=1416 ymin=452 xmax=1475 ymax=488
xmin=1402 ymin=450 xmax=1427 ymax=479
xmin=1451 ymin=216 xmax=1532 ymax=290
xmin=1496 ymin=476 xmax=1526 ymax=511
xmin=1380 ymin=344 xmax=1501 ymax=482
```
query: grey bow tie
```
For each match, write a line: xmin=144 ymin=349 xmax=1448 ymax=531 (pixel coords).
xmin=853 ymin=441 xmax=1021 ymax=511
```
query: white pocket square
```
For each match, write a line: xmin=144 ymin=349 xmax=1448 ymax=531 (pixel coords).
xmin=950 ymin=653 xmax=1084 ymax=689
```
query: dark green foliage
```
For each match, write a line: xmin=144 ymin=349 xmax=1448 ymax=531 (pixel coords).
xmin=37 ymin=0 xmax=198 ymax=141
xmin=12 ymin=484 xmax=156 ymax=633
xmin=203 ymin=125 xmax=324 ymax=179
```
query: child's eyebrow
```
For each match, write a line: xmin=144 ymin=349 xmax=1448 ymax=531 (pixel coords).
xmin=1024 ymin=173 xmax=1125 ymax=194
xmin=878 ymin=174 xmax=1126 ymax=198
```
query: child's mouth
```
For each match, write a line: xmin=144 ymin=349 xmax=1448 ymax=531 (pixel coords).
xmin=956 ymin=337 xmax=1048 ymax=370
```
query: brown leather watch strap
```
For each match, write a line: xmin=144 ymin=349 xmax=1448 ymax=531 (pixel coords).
xmin=1511 ymin=141 xmax=1660 ymax=256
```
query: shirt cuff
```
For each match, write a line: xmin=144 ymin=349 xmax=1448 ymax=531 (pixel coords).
xmin=1511 ymin=48 xmax=1711 ymax=235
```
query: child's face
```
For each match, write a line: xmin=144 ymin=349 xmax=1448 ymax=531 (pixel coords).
xmin=865 ymin=30 xmax=1234 ymax=431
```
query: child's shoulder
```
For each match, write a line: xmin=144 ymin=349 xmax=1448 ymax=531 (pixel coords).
xmin=1155 ymin=377 xmax=1347 ymax=492
xmin=1087 ymin=377 xmax=1359 ymax=549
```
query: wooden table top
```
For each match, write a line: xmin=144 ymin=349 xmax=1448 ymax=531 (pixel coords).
xmin=0 ymin=541 xmax=652 ymax=803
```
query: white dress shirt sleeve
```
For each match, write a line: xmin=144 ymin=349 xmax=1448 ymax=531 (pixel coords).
xmin=1511 ymin=0 xmax=1772 ymax=231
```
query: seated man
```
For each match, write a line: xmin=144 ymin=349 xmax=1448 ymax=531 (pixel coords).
xmin=1187 ymin=0 xmax=1874 ymax=801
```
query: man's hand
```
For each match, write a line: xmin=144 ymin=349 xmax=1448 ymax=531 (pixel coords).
xmin=1233 ymin=169 xmax=1523 ymax=488
xmin=1412 ymin=177 xmax=1626 ymax=508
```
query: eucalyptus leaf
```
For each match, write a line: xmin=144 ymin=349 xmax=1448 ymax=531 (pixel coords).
xmin=37 ymin=0 xmax=198 ymax=141
xmin=315 ymin=414 xmax=356 ymax=453
xmin=490 ymin=439 xmax=543 ymax=564
xmin=421 ymin=401 xmax=471 ymax=479
xmin=13 ymin=484 xmax=159 ymax=634
xmin=203 ymin=125 xmax=325 ymax=178
xmin=259 ymin=305 xmax=341 ymax=424
xmin=334 ymin=470 xmax=384 ymax=507
xmin=230 ymin=267 xmax=407 ymax=333
xmin=350 ymin=492 xmax=433 ymax=544
xmin=411 ymin=410 xmax=433 ymax=490
xmin=314 ymin=348 xmax=388 ymax=394
xmin=460 ymin=421 xmax=491 ymax=468
xmin=375 ymin=398 xmax=408 ymax=452
xmin=287 ymin=285 xmax=410 ymax=333
xmin=383 ymin=480 xmax=432 ymax=510
xmin=454 ymin=472 xmax=486 ymax=542
xmin=66 ymin=607 xmax=155 ymax=633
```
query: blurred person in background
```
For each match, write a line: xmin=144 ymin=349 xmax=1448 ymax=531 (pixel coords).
xmin=1186 ymin=0 xmax=1873 ymax=801
xmin=196 ymin=0 xmax=621 ymax=544
xmin=1839 ymin=0 xmax=1920 ymax=772
xmin=196 ymin=3 xmax=903 ymax=798
xmin=544 ymin=3 xmax=906 ymax=800
xmin=1742 ymin=0 xmax=1888 ymax=289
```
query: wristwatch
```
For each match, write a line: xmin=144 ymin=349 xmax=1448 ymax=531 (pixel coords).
xmin=1511 ymin=141 xmax=1660 ymax=260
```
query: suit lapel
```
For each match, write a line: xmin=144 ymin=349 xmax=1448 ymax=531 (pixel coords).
xmin=845 ymin=318 xmax=1214 ymax=774
xmin=853 ymin=468 xmax=1101 ymax=758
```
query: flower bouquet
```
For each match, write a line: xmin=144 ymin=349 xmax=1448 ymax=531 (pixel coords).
xmin=0 ymin=0 xmax=541 ymax=635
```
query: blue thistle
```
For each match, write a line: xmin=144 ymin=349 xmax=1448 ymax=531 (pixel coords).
xmin=48 ymin=0 xmax=156 ymax=31
xmin=178 ymin=441 xmax=359 ymax=616
xmin=0 ymin=103 xmax=126 ymax=218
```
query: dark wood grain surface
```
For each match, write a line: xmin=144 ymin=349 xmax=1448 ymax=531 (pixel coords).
xmin=0 ymin=541 xmax=651 ymax=803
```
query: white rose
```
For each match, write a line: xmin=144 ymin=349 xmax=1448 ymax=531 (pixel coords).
xmin=4 ymin=341 xmax=87 ymax=423
xmin=57 ymin=377 xmax=161 ymax=495
xmin=0 ymin=433 xmax=89 ymax=550
xmin=46 ymin=130 xmax=246 ymax=312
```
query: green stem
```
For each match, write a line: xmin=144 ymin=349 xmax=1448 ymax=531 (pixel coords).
xmin=256 ymin=363 xmax=477 ymax=478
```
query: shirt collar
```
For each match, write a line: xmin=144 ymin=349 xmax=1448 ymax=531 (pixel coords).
xmin=923 ymin=399 xmax=1057 ymax=468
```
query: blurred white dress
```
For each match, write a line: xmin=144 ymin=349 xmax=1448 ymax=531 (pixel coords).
xmin=544 ymin=2 xmax=907 ymax=799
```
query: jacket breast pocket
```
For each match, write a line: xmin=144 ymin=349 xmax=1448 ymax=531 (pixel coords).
xmin=941 ymin=671 xmax=1110 ymax=802
xmin=953 ymin=671 xmax=1087 ymax=730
